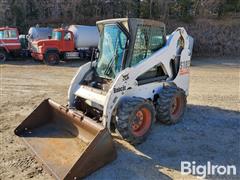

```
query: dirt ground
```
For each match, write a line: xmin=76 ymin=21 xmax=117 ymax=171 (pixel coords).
xmin=0 ymin=57 xmax=239 ymax=180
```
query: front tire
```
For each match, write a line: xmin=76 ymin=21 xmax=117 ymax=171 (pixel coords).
xmin=115 ymin=97 xmax=156 ymax=145
xmin=0 ymin=50 xmax=7 ymax=63
xmin=44 ymin=52 xmax=60 ymax=65
xmin=156 ymin=85 xmax=186 ymax=124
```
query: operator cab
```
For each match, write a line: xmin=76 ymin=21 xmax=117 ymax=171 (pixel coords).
xmin=96 ymin=18 xmax=166 ymax=79
xmin=85 ymin=18 xmax=167 ymax=90
xmin=49 ymin=28 xmax=74 ymax=52
xmin=51 ymin=29 xmax=73 ymax=41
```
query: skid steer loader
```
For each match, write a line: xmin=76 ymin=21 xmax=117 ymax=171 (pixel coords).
xmin=15 ymin=18 xmax=193 ymax=179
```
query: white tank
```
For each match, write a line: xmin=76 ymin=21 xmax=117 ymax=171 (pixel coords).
xmin=28 ymin=27 xmax=53 ymax=41
xmin=68 ymin=25 xmax=99 ymax=49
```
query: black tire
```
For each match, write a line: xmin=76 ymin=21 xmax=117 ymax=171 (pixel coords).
xmin=44 ymin=52 xmax=60 ymax=65
xmin=0 ymin=50 xmax=7 ymax=63
xmin=156 ymin=85 xmax=186 ymax=124
xmin=115 ymin=97 xmax=156 ymax=145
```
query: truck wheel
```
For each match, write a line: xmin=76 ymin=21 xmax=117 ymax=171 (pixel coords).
xmin=115 ymin=97 xmax=155 ymax=145
xmin=44 ymin=52 xmax=60 ymax=65
xmin=156 ymin=85 xmax=186 ymax=124
xmin=0 ymin=51 xmax=7 ymax=63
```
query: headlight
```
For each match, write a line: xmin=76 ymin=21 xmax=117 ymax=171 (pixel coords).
xmin=38 ymin=46 xmax=43 ymax=53
xmin=31 ymin=44 xmax=39 ymax=52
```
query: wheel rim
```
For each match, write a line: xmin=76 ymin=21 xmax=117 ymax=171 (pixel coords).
xmin=170 ymin=95 xmax=183 ymax=119
xmin=131 ymin=107 xmax=151 ymax=137
xmin=48 ymin=54 xmax=57 ymax=63
xmin=0 ymin=53 xmax=5 ymax=61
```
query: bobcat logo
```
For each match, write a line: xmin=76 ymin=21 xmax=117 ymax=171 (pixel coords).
xmin=122 ymin=74 xmax=129 ymax=81
xmin=114 ymin=86 xmax=126 ymax=93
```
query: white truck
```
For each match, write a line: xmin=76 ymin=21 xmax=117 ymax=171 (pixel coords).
xmin=30 ymin=25 xmax=99 ymax=65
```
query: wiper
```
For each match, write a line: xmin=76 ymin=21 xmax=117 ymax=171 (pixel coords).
xmin=103 ymin=54 xmax=117 ymax=76
xmin=104 ymin=39 xmax=119 ymax=76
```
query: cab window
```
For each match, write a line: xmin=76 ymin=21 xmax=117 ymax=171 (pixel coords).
xmin=1 ymin=30 xmax=17 ymax=39
xmin=0 ymin=31 xmax=3 ymax=39
xmin=131 ymin=25 xmax=165 ymax=67
xmin=64 ymin=32 xmax=71 ymax=40
xmin=52 ymin=31 xmax=62 ymax=40
xmin=9 ymin=30 xmax=17 ymax=38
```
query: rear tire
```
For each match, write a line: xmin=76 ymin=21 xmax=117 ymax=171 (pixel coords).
xmin=0 ymin=50 xmax=7 ymax=63
xmin=155 ymin=85 xmax=186 ymax=124
xmin=115 ymin=97 xmax=155 ymax=145
xmin=44 ymin=52 xmax=60 ymax=65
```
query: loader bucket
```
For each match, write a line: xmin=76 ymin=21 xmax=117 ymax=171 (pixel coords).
xmin=14 ymin=99 xmax=117 ymax=179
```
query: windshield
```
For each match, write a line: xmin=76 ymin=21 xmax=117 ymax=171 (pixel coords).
xmin=52 ymin=31 xmax=62 ymax=40
xmin=96 ymin=24 xmax=127 ymax=79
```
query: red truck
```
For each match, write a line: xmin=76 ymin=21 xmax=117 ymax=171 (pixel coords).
xmin=0 ymin=27 xmax=21 ymax=62
xmin=31 ymin=25 xmax=99 ymax=65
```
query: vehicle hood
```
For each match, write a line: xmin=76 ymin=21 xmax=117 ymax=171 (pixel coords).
xmin=32 ymin=39 xmax=59 ymax=47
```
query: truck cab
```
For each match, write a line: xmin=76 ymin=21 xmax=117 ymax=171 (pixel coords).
xmin=0 ymin=27 xmax=21 ymax=62
xmin=31 ymin=28 xmax=75 ymax=65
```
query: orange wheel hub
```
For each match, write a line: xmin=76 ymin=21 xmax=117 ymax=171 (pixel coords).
xmin=49 ymin=54 xmax=56 ymax=61
xmin=170 ymin=95 xmax=182 ymax=119
xmin=0 ymin=54 xmax=5 ymax=61
xmin=131 ymin=107 xmax=151 ymax=137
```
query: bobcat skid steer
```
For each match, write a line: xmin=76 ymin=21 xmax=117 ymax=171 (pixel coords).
xmin=15 ymin=18 xmax=193 ymax=179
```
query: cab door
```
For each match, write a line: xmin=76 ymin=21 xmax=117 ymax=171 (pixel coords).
xmin=62 ymin=31 xmax=74 ymax=52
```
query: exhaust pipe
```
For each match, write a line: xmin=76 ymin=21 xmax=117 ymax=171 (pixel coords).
xmin=14 ymin=99 xmax=116 ymax=179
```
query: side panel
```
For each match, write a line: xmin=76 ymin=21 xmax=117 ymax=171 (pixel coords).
xmin=173 ymin=48 xmax=191 ymax=95
xmin=68 ymin=62 xmax=93 ymax=106
xmin=0 ymin=39 xmax=21 ymax=52
xmin=172 ymin=32 xmax=193 ymax=94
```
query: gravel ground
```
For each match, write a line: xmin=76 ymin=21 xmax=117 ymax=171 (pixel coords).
xmin=0 ymin=57 xmax=239 ymax=180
